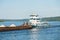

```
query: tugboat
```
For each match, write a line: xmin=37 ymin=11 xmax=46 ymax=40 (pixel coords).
xmin=29 ymin=13 xmax=41 ymax=28
xmin=29 ymin=13 xmax=49 ymax=28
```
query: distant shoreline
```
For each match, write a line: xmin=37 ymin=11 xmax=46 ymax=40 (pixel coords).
xmin=0 ymin=16 xmax=60 ymax=22
xmin=0 ymin=19 xmax=28 ymax=22
xmin=42 ymin=16 xmax=60 ymax=21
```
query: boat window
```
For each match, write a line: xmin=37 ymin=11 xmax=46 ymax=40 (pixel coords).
xmin=30 ymin=18 xmax=40 ymax=20
xmin=36 ymin=15 xmax=38 ymax=17
xmin=30 ymin=15 xmax=35 ymax=17
xmin=30 ymin=18 xmax=33 ymax=20
xmin=30 ymin=15 xmax=38 ymax=17
xmin=37 ymin=18 xmax=40 ymax=20
xmin=30 ymin=18 xmax=35 ymax=20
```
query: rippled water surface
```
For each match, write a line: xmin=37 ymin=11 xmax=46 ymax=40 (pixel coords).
xmin=0 ymin=21 xmax=60 ymax=40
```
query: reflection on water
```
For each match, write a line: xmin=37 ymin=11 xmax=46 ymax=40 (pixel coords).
xmin=30 ymin=28 xmax=39 ymax=40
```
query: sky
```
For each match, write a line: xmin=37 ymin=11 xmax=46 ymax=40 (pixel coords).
xmin=0 ymin=0 xmax=60 ymax=19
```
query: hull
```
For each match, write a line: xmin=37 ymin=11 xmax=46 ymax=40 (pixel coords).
xmin=0 ymin=25 xmax=32 ymax=31
xmin=31 ymin=24 xmax=50 ymax=28
xmin=32 ymin=25 xmax=38 ymax=28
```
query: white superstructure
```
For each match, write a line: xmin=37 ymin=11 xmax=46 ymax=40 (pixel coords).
xmin=29 ymin=13 xmax=41 ymax=26
xmin=29 ymin=13 xmax=49 ymax=27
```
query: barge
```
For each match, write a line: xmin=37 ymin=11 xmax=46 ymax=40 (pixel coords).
xmin=0 ymin=23 xmax=32 ymax=31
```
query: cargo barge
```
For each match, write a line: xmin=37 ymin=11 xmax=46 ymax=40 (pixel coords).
xmin=0 ymin=23 xmax=32 ymax=31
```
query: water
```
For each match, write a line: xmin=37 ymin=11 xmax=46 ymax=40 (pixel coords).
xmin=0 ymin=21 xmax=60 ymax=40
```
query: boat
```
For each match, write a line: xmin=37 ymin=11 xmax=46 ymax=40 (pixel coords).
xmin=29 ymin=13 xmax=49 ymax=28
xmin=0 ymin=22 xmax=32 ymax=31
xmin=29 ymin=13 xmax=40 ymax=28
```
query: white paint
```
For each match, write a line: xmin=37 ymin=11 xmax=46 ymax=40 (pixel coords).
xmin=29 ymin=13 xmax=41 ymax=26
xmin=29 ymin=13 xmax=49 ymax=27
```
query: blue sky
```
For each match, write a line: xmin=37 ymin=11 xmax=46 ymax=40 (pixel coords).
xmin=0 ymin=0 xmax=60 ymax=19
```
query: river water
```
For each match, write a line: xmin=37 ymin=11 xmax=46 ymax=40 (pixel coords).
xmin=0 ymin=21 xmax=60 ymax=40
